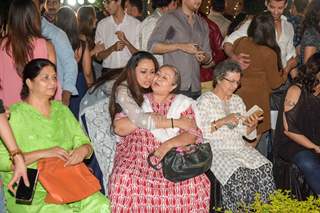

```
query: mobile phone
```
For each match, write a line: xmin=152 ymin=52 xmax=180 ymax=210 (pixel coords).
xmin=15 ymin=168 xmax=38 ymax=205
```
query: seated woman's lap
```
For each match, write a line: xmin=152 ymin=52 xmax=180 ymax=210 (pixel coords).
xmin=292 ymin=150 xmax=320 ymax=194
xmin=5 ymin=188 xmax=109 ymax=213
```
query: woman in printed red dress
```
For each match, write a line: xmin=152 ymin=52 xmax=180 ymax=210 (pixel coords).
xmin=108 ymin=63 xmax=210 ymax=212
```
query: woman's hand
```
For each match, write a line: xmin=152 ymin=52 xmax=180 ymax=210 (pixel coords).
xmin=7 ymin=154 xmax=29 ymax=194
xmin=154 ymin=142 xmax=172 ymax=161
xmin=243 ymin=113 xmax=263 ymax=128
xmin=222 ymin=113 xmax=240 ymax=127
xmin=175 ymin=116 xmax=196 ymax=130
xmin=43 ymin=146 xmax=69 ymax=161
xmin=64 ymin=145 xmax=91 ymax=167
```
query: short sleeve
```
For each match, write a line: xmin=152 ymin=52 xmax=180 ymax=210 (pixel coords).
xmin=147 ymin=15 xmax=172 ymax=52
xmin=116 ymin=84 xmax=155 ymax=129
xmin=95 ymin=20 xmax=105 ymax=45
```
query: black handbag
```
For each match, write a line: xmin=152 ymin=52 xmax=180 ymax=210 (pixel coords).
xmin=147 ymin=143 xmax=213 ymax=182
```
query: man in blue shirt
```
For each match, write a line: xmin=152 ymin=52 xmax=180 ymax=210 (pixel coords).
xmin=33 ymin=0 xmax=78 ymax=106
xmin=41 ymin=17 xmax=78 ymax=106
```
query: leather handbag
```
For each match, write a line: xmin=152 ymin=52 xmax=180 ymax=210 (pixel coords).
xmin=38 ymin=157 xmax=101 ymax=204
xmin=147 ymin=143 xmax=213 ymax=182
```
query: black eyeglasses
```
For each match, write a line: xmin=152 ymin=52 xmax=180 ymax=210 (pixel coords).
xmin=223 ymin=77 xmax=241 ymax=86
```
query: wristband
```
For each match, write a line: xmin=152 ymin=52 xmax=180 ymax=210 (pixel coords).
xmin=171 ymin=118 xmax=174 ymax=128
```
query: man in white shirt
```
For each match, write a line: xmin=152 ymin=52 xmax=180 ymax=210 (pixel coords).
xmin=139 ymin=0 xmax=177 ymax=65
xmin=95 ymin=0 xmax=141 ymax=73
xmin=223 ymin=0 xmax=297 ymax=74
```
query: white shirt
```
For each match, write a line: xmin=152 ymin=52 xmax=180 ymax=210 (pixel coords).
xmin=223 ymin=15 xmax=296 ymax=67
xmin=95 ymin=14 xmax=141 ymax=68
xmin=139 ymin=9 xmax=163 ymax=65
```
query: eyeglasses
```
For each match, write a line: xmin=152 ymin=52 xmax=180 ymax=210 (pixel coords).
xmin=223 ymin=77 xmax=241 ymax=86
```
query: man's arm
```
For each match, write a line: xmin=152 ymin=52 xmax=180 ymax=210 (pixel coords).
xmin=222 ymin=20 xmax=251 ymax=69
xmin=53 ymin=31 xmax=78 ymax=106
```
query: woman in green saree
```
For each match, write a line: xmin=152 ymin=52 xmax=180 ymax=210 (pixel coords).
xmin=0 ymin=58 xmax=110 ymax=212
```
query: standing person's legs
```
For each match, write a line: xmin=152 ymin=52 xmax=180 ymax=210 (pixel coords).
xmin=292 ymin=150 xmax=320 ymax=194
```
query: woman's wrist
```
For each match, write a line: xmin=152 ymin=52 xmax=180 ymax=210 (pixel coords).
xmin=83 ymin=145 xmax=93 ymax=158
xmin=9 ymin=148 xmax=24 ymax=163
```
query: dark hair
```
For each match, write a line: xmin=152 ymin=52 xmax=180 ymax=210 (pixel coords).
xmin=213 ymin=60 xmax=242 ymax=87
xmin=152 ymin=0 xmax=175 ymax=9
xmin=126 ymin=0 xmax=143 ymax=13
xmin=109 ymin=51 xmax=159 ymax=126
xmin=211 ymin=0 xmax=225 ymax=12
xmin=294 ymin=52 xmax=320 ymax=94
xmin=159 ymin=64 xmax=181 ymax=94
xmin=266 ymin=0 xmax=288 ymax=3
xmin=55 ymin=6 xmax=80 ymax=51
xmin=89 ymin=68 xmax=122 ymax=94
xmin=77 ymin=5 xmax=96 ymax=50
xmin=2 ymin=0 xmax=42 ymax=75
xmin=243 ymin=0 xmax=265 ymax=15
xmin=293 ymin=0 xmax=309 ymax=13
xmin=21 ymin=58 xmax=56 ymax=99
xmin=303 ymin=0 xmax=320 ymax=34
xmin=248 ymin=11 xmax=283 ymax=71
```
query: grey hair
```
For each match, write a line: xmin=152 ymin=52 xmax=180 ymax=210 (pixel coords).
xmin=159 ymin=64 xmax=181 ymax=93
xmin=212 ymin=60 xmax=242 ymax=87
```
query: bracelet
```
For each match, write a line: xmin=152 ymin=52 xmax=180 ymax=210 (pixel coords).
xmin=171 ymin=118 xmax=174 ymax=128
xmin=9 ymin=149 xmax=24 ymax=163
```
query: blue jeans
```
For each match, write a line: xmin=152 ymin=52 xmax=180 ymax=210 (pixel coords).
xmin=292 ymin=150 xmax=320 ymax=194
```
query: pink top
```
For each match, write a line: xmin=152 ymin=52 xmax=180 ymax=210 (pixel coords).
xmin=0 ymin=38 xmax=62 ymax=106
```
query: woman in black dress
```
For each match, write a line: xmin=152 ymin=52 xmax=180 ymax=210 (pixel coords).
xmin=274 ymin=52 xmax=320 ymax=195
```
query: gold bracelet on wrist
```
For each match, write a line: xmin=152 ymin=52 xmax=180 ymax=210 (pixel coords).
xmin=9 ymin=149 xmax=24 ymax=163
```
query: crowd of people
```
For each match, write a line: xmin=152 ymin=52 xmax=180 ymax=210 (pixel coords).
xmin=0 ymin=0 xmax=319 ymax=212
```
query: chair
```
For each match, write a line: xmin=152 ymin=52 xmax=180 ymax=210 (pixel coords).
xmin=79 ymin=84 xmax=117 ymax=193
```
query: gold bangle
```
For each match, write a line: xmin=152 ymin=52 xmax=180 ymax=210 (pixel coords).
xmin=9 ymin=149 xmax=24 ymax=163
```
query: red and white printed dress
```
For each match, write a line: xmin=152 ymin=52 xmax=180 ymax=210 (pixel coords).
xmin=108 ymin=94 xmax=210 ymax=212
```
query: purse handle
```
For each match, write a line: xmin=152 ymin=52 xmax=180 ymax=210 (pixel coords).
xmin=147 ymin=152 xmax=162 ymax=170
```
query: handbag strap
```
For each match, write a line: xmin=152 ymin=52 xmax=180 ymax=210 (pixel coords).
xmin=147 ymin=152 xmax=162 ymax=170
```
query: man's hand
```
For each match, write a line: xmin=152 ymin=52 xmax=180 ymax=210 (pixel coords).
xmin=115 ymin=31 xmax=129 ymax=45
xmin=178 ymin=43 xmax=199 ymax=55
xmin=62 ymin=90 xmax=72 ymax=106
xmin=113 ymin=41 xmax=126 ymax=51
xmin=231 ymin=53 xmax=251 ymax=70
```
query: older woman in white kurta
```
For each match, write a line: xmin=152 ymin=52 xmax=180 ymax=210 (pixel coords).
xmin=196 ymin=60 xmax=275 ymax=211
